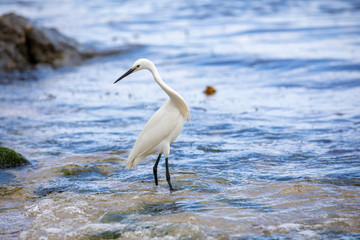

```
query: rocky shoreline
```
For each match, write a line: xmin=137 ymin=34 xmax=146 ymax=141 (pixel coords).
xmin=0 ymin=13 xmax=134 ymax=167
xmin=0 ymin=13 xmax=130 ymax=72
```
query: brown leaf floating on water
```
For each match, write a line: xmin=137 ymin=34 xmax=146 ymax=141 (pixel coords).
xmin=204 ymin=86 xmax=216 ymax=95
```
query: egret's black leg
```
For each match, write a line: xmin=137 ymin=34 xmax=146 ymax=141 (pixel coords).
xmin=165 ymin=157 xmax=174 ymax=191
xmin=153 ymin=153 xmax=162 ymax=186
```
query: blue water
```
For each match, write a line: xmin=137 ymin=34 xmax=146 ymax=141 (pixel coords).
xmin=0 ymin=0 xmax=360 ymax=239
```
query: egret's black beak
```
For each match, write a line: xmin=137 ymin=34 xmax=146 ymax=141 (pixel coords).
xmin=114 ymin=68 xmax=135 ymax=84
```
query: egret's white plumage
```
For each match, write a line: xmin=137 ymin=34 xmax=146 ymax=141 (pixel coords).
xmin=114 ymin=58 xmax=190 ymax=190
xmin=127 ymin=99 xmax=185 ymax=169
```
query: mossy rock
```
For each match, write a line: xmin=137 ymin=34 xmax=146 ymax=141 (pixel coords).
xmin=89 ymin=230 xmax=122 ymax=240
xmin=0 ymin=146 xmax=30 ymax=168
xmin=59 ymin=165 xmax=111 ymax=176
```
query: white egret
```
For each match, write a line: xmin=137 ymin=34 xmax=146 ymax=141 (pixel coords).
xmin=114 ymin=58 xmax=190 ymax=191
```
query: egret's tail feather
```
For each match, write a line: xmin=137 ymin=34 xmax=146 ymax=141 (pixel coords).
xmin=125 ymin=163 xmax=133 ymax=169
xmin=125 ymin=159 xmax=135 ymax=169
xmin=125 ymin=156 xmax=143 ymax=169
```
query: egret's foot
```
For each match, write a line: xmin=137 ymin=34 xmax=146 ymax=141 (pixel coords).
xmin=168 ymin=184 xmax=175 ymax=192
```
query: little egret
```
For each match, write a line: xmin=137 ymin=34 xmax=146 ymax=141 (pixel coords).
xmin=114 ymin=58 xmax=190 ymax=191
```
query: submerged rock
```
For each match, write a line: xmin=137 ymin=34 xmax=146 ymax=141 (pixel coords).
xmin=59 ymin=165 xmax=112 ymax=177
xmin=0 ymin=13 xmax=128 ymax=71
xmin=88 ymin=230 xmax=122 ymax=240
xmin=0 ymin=185 xmax=22 ymax=196
xmin=0 ymin=146 xmax=30 ymax=168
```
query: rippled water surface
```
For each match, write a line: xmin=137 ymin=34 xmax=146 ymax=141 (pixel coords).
xmin=1 ymin=0 xmax=360 ymax=239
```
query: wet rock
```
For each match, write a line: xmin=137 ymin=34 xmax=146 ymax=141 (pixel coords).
xmin=136 ymin=201 xmax=204 ymax=216
xmin=0 ymin=146 xmax=29 ymax=169
xmin=35 ymin=185 xmax=67 ymax=196
xmin=197 ymin=145 xmax=224 ymax=153
xmin=0 ymin=13 xmax=81 ymax=70
xmin=88 ymin=230 xmax=122 ymax=240
xmin=0 ymin=13 xmax=128 ymax=71
xmin=59 ymin=164 xmax=113 ymax=177
xmin=99 ymin=212 xmax=128 ymax=223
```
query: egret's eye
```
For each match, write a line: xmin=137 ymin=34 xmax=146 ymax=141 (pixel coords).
xmin=137 ymin=65 xmax=140 ymax=68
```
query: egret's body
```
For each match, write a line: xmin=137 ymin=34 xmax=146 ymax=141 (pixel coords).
xmin=114 ymin=58 xmax=190 ymax=190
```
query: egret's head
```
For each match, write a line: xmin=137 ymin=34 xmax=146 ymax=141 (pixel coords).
xmin=114 ymin=58 xmax=153 ymax=84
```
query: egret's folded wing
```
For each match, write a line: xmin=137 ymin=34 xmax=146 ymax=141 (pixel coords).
xmin=126 ymin=100 xmax=182 ymax=168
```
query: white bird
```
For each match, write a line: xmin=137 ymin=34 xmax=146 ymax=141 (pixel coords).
xmin=114 ymin=58 xmax=190 ymax=191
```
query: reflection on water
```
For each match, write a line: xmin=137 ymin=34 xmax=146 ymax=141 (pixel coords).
xmin=1 ymin=0 xmax=360 ymax=239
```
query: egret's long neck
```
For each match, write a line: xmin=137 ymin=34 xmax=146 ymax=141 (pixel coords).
xmin=149 ymin=65 xmax=189 ymax=119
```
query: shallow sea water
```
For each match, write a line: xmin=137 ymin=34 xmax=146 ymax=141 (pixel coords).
xmin=0 ymin=0 xmax=360 ymax=239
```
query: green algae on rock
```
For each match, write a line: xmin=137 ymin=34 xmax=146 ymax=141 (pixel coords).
xmin=59 ymin=164 xmax=112 ymax=177
xmin=0 ymin=146 xmax=29 ymax=168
